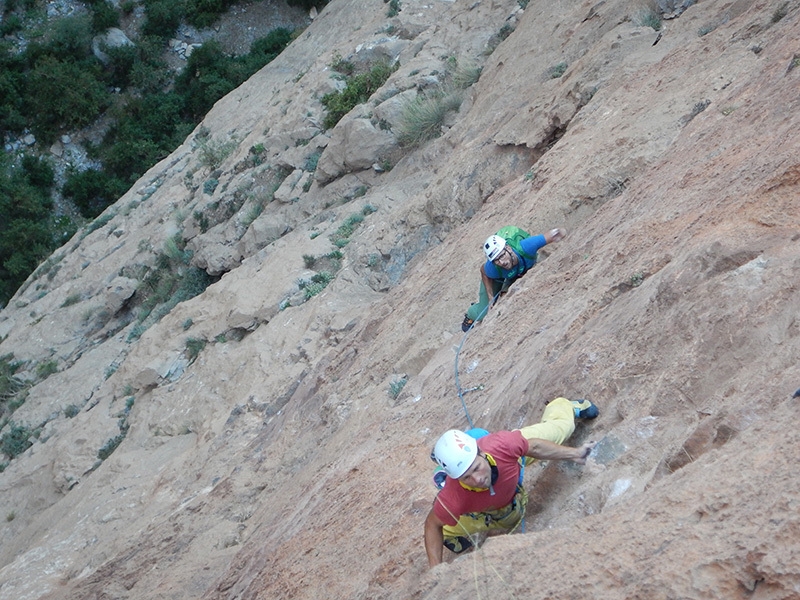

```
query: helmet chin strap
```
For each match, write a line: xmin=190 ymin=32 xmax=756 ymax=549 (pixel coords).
xmin=459 ymin=453 xmax=498 ymax=495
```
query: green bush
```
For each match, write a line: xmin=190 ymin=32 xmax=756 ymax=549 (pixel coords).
xmin=97 ymin=432 xmax=125 ymax=460
xmin=185 ymin=337 xmax=207 ymax=362
xmin=24 ymin=56 xmax=111 ymax=144
xmin=302 ymin=271 xmax=334 ymax=299
xmin=98 ymin=91 xmax=193 ymax=185
xmin=142 ymin=0 xmax=185 ymax=39
xmin=186 ymin=0 xmax=238 ymax=28
xmin=450 ymin=57 xmax=482 ymax=89
xmin=176 ymin=41 xmax=245 ymax=120
xmin=387 ymin=0 xmax=401 ymax=18
xmin=548 ymin=62 xmax=568 ymax=79
xmin=35 ymin=14 xmax=94 ymax=63
xmin=245 ymin=28 xmax=295 ymax=70
xmin=287 ymin=0 xmax=329 ymax=9
xmin=62 ymin=168 xmax=129 ymax=218
xmin=21 ymin=155 xmax=55 ymax=191
xmin=0 ymin=15 xmax=23 ymax=37
xmin=0 ymin=354 xmax=25 ymax=424
xmin=136 ymin=247 xmax=215 ymax=333
xmin=1 ymin=422 xmax=32 ymax=459
xmin=0 ymin=155 xmax=56 ymax=305
xmin=0 ymin=354 xmax=24 ymax=403
xmin=304 ymin=149 xmax=322 ymax=172
xmin=36 ymin=359 xmax=58 ymax=379
xmin=174 ymin=30 xmax=293 ymax=123
xmin=128 ymin=37 xmax=173 ymax=93
xmin=88 ymin=0 xmax=121 ymax=32
xmin=0 ymin=53 xmax=26 ymax=134
xmin=388 ymin=377 xmax=407 ymax=399
xmin=635 ymin=8 xmax=662 ymax=31
xmin=104 ymin=44 xmax=140 ymax=89
xmin=321 ymin=62 xmax=396 ymax=129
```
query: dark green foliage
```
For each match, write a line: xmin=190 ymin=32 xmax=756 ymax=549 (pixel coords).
xmin=175 ymin=31 xmax=292 ymax=120
xmin=34 ymin=15 xmax=94 ymax=63
xmin=329 ymin=212 xmax=366 ymax=248
xmin=24 ymin=56 xmax=111 ymax=144
xmin=175 ymin=41 xmax=246 ymax=120
xmin=287 ymin=0 xmax=329 ymax=9
xmin=330 ymin=53 xmax=355 ymax=76
xmin=104 ymin=44 xmax=140 ymax=89
xmin=0 ymin=354 xmax=24 ymax=424
xmin=186 ymin=0 xmax=238 ymax=28
xmin=246 ymin=28 xmax=294 ymax=68
xmin=98 ymin=393 xmax=132 ymax=459
xmin=301 ymin=271 xmax=333 ymax=299
xmin=10 ymin=16 xmax=110 ymax=144
xmin=36 ymin=359 xmax=58 ymax=379
xmin=179 ymin=266 xmax=214 ymax=300
xmin=0 ymin=18 xmax=292 ymax=304
xmin=185 ymin=337 xmax=207 ymax=362
xmin=0 ymin=154 xmax=55 ymax=304
xmin=321 ymin=63 xmax=395 ymax=129
xmin=138 ymin=244 xmax=215 ymax=325
xmin=97 ymin=431 xmax=125 ymax=460
xmin=88 ymin=0 xmax=121 ymax=32
xmin=62 ymin=168 xmax=129 ymax=218
xmin=142 ymin=0 xmax=185 ymax=39
xmin=1 ymin=422 xmax=32 ymax=459
xmin=98 ymin=92 xmax=191 ymax=185
xmin=128 ymin=35 xmax=173 ymax=93
xmin=21 ymin=155 xmax=55 ymax=191
xmin=0 ymin=50 xmax=26 ymax=133
xmin=0 ymin=14 xmax=23 ymax=37
xmin=387 ymin=0 xmax=401 ymax=18
xmin=203 ymin=178 xmax=219 ymax=195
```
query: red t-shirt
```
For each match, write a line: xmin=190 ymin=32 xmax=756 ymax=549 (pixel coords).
xmin=433 ymin=430 xmax=528 ymax=526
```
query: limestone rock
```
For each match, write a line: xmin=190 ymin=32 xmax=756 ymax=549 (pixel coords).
xmin=103 ymin=276 xmax=138 ymax=316
xmin=92 ymin=28 xmax=134 ymax=65
xmin=316 ymin=118 xmax=397 ymax=184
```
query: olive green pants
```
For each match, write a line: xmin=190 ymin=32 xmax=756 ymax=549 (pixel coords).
xmin=465 ymin=277 xmax=515 ymax=322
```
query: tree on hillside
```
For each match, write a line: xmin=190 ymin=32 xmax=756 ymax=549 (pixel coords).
xmin=0 ymin=155 xmax=55 ymax=305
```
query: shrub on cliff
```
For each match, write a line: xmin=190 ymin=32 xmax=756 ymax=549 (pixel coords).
xmin=321 ymin=62 xmax=396 ymax=129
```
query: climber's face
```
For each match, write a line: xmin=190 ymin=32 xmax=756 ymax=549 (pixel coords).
xmin=493 ymin=247 xmax=516 ymax=270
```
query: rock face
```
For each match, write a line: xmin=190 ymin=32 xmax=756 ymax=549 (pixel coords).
xmin=1 ymin=0 xmax=800 ymax=599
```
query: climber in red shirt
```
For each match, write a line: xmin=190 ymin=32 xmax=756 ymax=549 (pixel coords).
xmin=424 ymin=397 xmax=598 ymax=567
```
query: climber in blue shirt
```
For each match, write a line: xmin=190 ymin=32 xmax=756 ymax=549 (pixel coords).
xmin=461 ymin=226 xmax=566 ymax=332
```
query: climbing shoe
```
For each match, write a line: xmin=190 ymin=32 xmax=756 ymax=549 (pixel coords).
xmin=571 ymin=399 xmax=599 ymax=419
xmin=461 ymin=314 xmax=475 ymax=332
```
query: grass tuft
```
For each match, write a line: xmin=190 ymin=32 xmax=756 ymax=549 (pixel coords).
xmin=395 ymin=89 xmax=463 ymax=147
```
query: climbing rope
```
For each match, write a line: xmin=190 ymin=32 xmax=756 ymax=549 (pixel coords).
xmin=453 ymin=287 xmax=505 ymax=428
xmin=452 ymin=284 xmax=528 ymax=534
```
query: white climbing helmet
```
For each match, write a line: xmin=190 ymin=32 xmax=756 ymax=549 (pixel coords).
xmin=432 ymin=430 xmax=478 ymax=478
xmin=483 ymin=235 xmax=506 ymax=261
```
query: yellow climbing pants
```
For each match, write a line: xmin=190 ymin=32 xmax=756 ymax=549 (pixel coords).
xmin=517 ymin=396 xmax=576 ymax=447
xmin=442 ymin=397 xmax=576 ymax=552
